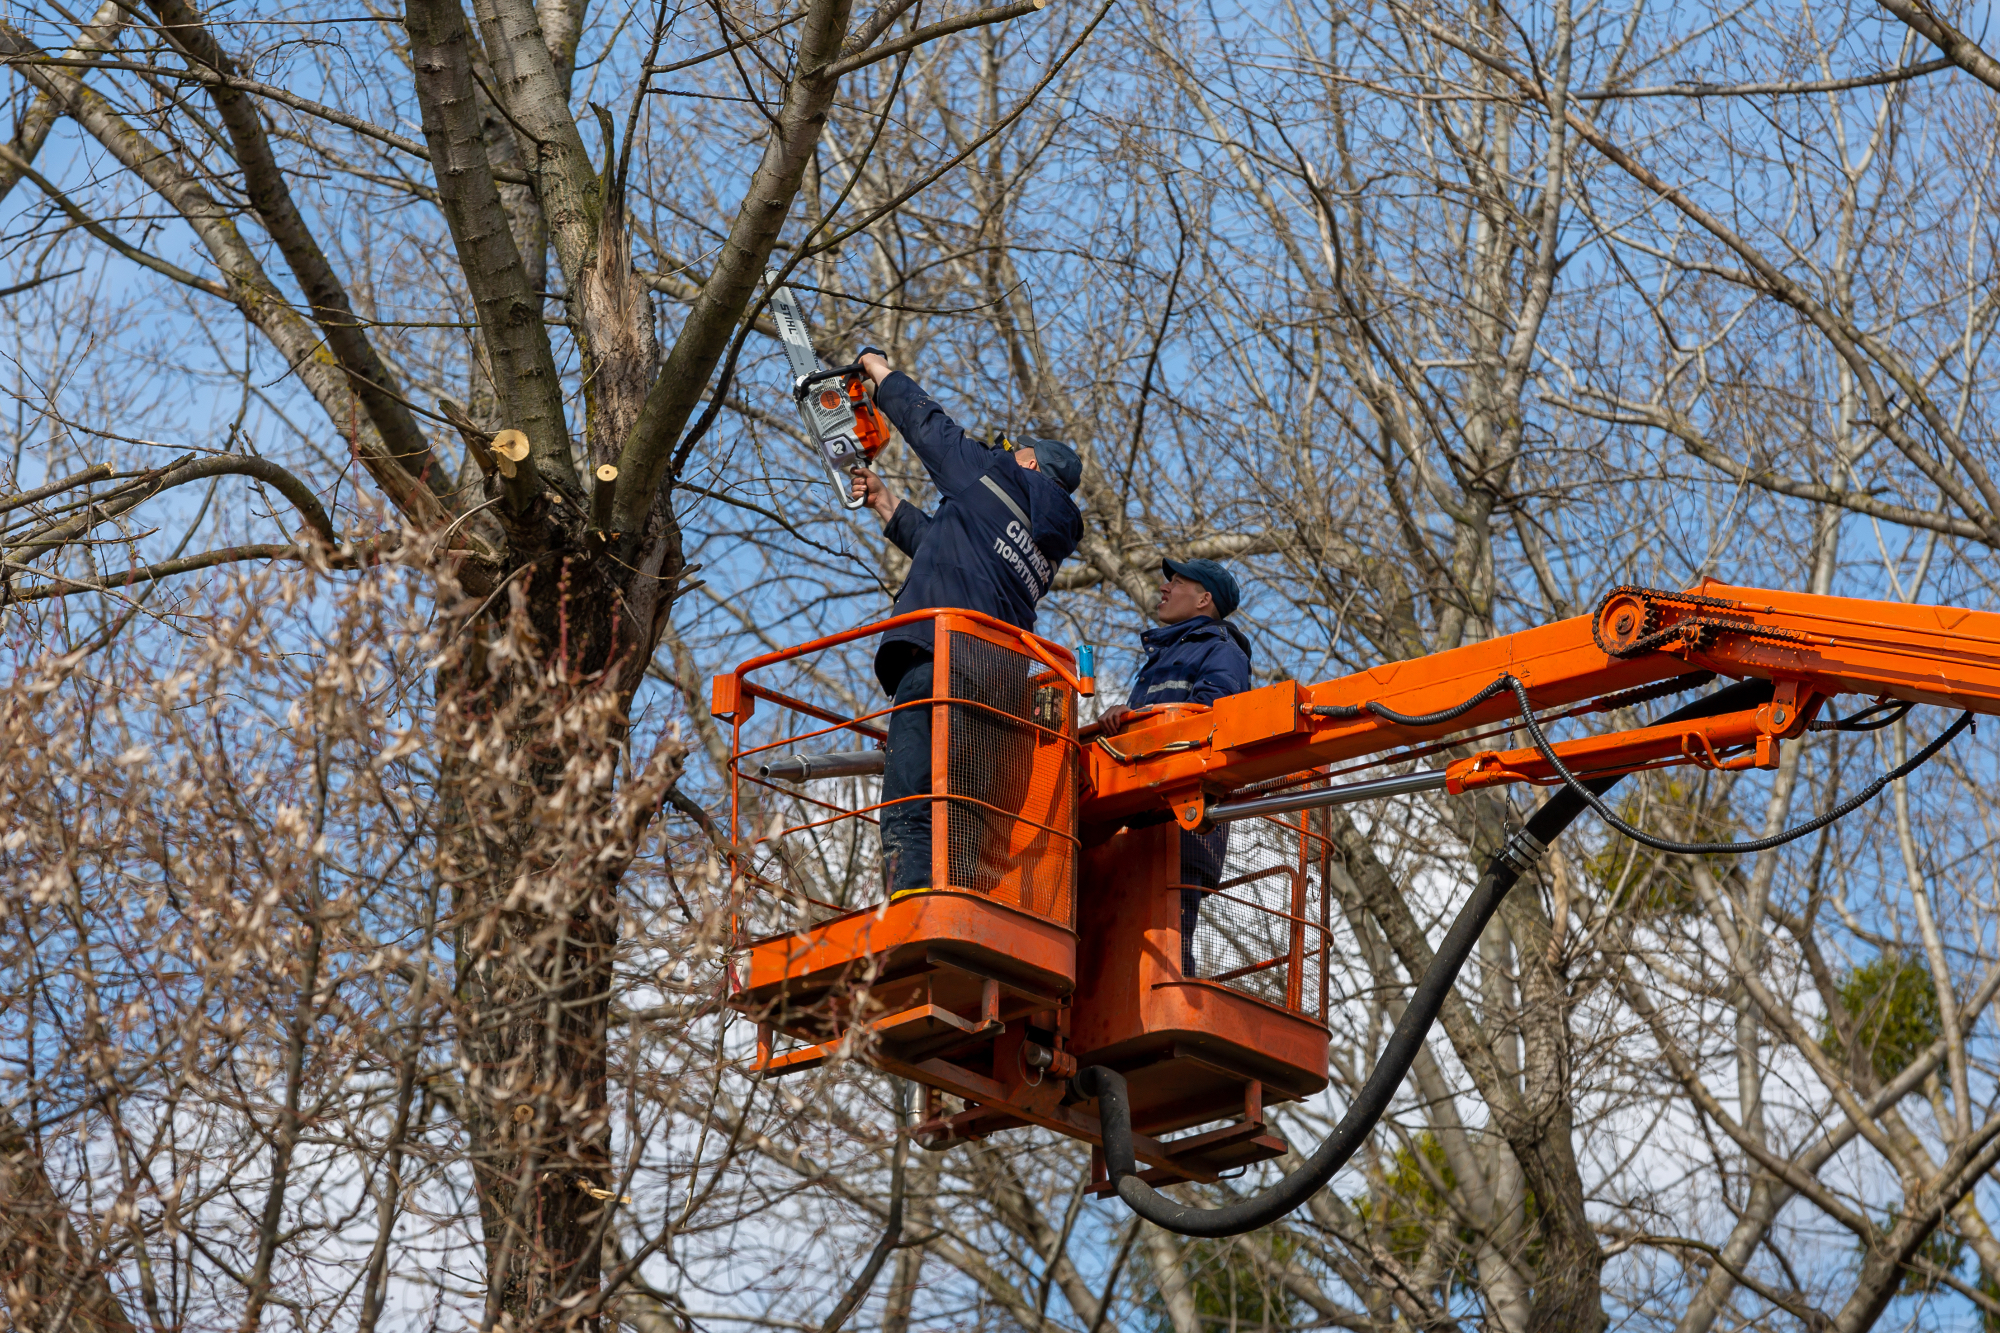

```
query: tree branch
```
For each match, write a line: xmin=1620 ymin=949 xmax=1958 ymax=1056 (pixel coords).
xmin=613 ymin=0 xmax=864 ymax=529
xmin=404 ymin=0 xmax=573 ymax=499
xmin=816 ymin=1083 xmax=909 ymax=1332
xmin=468 ymin=0 xmax=605 ymax=293
xmin=5 ymin=453 xmax=336 ymax=565
xmin=1576 ymin=56 xmax=1953 ymax=99
xmin=1547 ymin=393 xmax=1991 ymax=542
xmin=825 ymin=0 xmax=1049 ymax=78
xmin=0 ymin=17 xmax=453 ymax=529
xmin=0 ymin=0 xmax=124 ymax=210
xmin=0 ymin=462 xmax=114 ymax=517
xmin=4 ymin=542 xmax=310 ymax=603
xmin=0 ymin=143 xmax=226 ymax=296
xmin=1622 ymin=1234 xmax=1831 ymax=1330
xmin=804 ymin=0 xmax=1113 ymax=257
xmin=1872 ymin=0 xmax=2000 ymax=93
xmin=1051 ymin=529 xmax=1280 ymax=589
xmin=2 ymin=55 xmax=532 ymax=184
xmin=144 ymin=0 xmax=450 ymax=499
xmin=638 ymin=265 xmax=782 ymax=339
xmin=840 ymin=0 xmax=922 ymax=55
xmin=1411 ymin=13 xmax=2000 ymax=543
xmin=0 ymin=1108 xmax=136 ymax=1333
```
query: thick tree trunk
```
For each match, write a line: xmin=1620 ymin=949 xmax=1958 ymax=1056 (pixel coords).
xmin=452 ymin=858 xmax=619 ymax=1327
xmin=0 ymin=1109 xmax=135 ymax=1333
xmin=438 ymin=554 xmax=674 ymax=1330
xmin=1332 ymin=808 xmax=1608 ymax=1332
xmin=1492 ymin=831 xmax=1607 ymax=1333
xmin=406 ymin=0 xmax=575 ymax=487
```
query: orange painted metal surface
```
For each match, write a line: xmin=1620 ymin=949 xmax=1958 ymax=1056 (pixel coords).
xmin=1071 ymin=823 xmax=1330 ymax=1136
xmin=722 ymin=608 xmax=1081 ymax=924
xmin=1445 ymin=701 xmax=1794 ymax=793
xmin=1602 ymin=581 xmax=2000 ymax=710
xmin=736 ymin=891 xmax=1076 ymax=1011
xmin=721 ymin=610 xmax=1102 ymax=1155
xmin=1085 ymin=581 xmax=2000 ymax=825
xmin=717 ymin=609 xmax=1335 ymax=1184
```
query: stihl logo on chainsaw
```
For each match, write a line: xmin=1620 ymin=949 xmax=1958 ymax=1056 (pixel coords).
xmin=765 ymin=271 xmax=893 ymax=510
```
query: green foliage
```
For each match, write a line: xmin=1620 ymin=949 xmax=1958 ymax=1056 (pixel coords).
xmin=1142 ymin=1231 xmax=1304 ymax=1332
xmin=1584 ymin=779 xmax=1732 ymax=919
xmin=1353 ymin=1132 xmax=1457 ymax=1269
xmin=1895 ymin=1221 xmax=1966 ymax=1297
xmin=1820 ymin=954 xmax=1942 ymax=1085
xmin=1861 ymin=1208 xmax=1970 ymax=1299
xmin=1348 ymin=1133 xmax=1492 ymax=1292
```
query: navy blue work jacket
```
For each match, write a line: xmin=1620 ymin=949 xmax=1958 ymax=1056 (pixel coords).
xmin=1128 ymin=616 xmax=1252 ymax=708
xmin=1130 ymin=616 xmax=1251 ymax=887
xmin=872 ymin=371 xmax=1082 ymax=691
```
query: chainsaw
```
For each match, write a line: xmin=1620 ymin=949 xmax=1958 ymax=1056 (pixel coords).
xmin=765 ymin=271 xmax=894 ymax=509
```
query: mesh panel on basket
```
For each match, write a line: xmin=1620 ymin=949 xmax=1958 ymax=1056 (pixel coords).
xmin=1184 ymin=871 xmax=1325 ymax=1017
xmin=944 ymin=633 xmax=1075 ymax=925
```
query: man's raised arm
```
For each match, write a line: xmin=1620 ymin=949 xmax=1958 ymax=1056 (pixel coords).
xmin=857 ymin=350 xmax=992 ymax=497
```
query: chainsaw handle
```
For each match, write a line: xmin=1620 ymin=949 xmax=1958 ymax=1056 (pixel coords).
xmin=797 ymin=362 xmax=864 ymax=395
xmin=834 ymin=461 xmax=871 ymax=511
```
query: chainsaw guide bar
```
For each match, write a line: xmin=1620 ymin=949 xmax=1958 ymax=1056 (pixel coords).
xmin=765 ymin=272 xmax=892 ymax=509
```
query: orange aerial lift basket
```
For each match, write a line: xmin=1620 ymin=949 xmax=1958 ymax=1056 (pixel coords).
xmin=718 ymin=581 xmax=2000 ymax=1235
xmin=714 ymin=609 xmax=1335 ymax=1185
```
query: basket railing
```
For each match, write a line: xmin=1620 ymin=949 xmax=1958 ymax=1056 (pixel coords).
xmin=1173 ymin=793 xmax=1334 ymax=1021
xmin=713 ymin=609 xmax=1084 ymax=935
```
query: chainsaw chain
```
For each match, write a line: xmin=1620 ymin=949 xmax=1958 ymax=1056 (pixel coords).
xmin=1593 ymin=585 xmax=1817 ymax=659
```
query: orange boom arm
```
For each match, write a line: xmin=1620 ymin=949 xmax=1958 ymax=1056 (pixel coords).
xmin=1082 ymin=579 xmax=2000 ymax=829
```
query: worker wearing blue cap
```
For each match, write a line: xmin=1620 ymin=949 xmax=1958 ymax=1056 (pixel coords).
xmin=1099 ymin=557 xmax=1252 ymax=974
xmin=849 ymin=348 xmax=1084 ymax=900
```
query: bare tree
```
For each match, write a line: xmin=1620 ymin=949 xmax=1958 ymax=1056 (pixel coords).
xmin=10 ymin=0 xmax=2000 ymax=1329
xmin=0 ymin=0 xmax=1079 ymax=1324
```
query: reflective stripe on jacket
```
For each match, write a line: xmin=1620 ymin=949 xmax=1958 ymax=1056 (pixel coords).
xmin=1128 ymin=616 xmax=1252 ymax=708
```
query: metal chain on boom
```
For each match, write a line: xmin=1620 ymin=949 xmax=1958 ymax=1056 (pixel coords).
xmin=1591 ymin=584 xmax=1817 ymax=659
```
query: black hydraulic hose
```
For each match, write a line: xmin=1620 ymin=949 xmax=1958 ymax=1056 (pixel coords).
xmin=1808 ymin=699 xmax=1914 ymax=733
xmin=1308 ymin=675 xmax=1513 ymax=728
xmin=1080 ymin=679 xmax=1777 ymax=1238
xmin=1500 ymin=676 xmax=1973 ymax=857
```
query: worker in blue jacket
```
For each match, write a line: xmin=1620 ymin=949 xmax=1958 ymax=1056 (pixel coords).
xmin=1098 ymin=558 xmax=1251 ymax=974
xmin=849 ymin=348 xmax=1084 ymax=899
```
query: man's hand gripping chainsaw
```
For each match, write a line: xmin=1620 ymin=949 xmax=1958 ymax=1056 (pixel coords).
xmin=765 ymin=272 xmax=893 ymax=509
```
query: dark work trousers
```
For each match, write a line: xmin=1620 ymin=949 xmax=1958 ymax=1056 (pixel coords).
xmin=1179 ymin=824 xmax=1230 ymax=976
xmin=880 ymin=657 xmax=936 ymax=896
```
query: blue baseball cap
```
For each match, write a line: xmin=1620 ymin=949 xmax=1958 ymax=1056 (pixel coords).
xmin=1162 ymin=557 xmax=1240 ymax=618
xmin=1021 ymin=437 xmax=1082 ymax=493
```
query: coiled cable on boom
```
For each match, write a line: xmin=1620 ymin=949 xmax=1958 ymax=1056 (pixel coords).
xmin=1502 ymin=676 xmax=1971 ymax=857
xmin=1083 ymin=677 xmax=1972 ymax=1237
xmin=1808 ymin=699 xmax=1914 ymax=733
xmin=1307 ymin=675 xmax=1513 ymax=727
